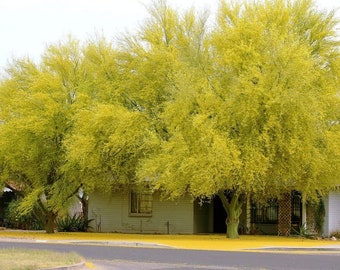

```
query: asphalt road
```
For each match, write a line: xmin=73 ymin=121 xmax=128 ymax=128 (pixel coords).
xmin=0 ymin=241 xmax=339 ymax=270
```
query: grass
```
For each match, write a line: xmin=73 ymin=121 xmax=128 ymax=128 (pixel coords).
xmin=0 ymin=248 xmax=83 ymax=270
xmin=0 ymin=230 xmax=338 ymax=251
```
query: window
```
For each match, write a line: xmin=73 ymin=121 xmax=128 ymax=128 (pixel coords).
xmin=251 ymin=192 xmax=302 ymax=225
xmin=251 ymin=199 xmax=278 ymax=224
xmin=130 ymin=190 xmax=152 ymax=216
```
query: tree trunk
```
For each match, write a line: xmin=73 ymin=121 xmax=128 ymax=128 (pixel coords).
xmin=218 ymin=191 xmax=243 ymax=239
xmin=226 ymin=206 xmax=241 ymax=238
xmin=37 ymin=198 xmax=57 ymax=233
xmin=45 ymin=211 xmax=57 ymax=234
xmin=80 ymin=193 xmax=89 ymax=220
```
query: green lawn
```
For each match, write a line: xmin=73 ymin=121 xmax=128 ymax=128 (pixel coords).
xmin=0 ymin=248 xmax=83 ymax=270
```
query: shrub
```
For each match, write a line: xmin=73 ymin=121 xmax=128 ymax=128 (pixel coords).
xmin=5 ymin=200 xmax=44 ymax=230
xmin=56 ymin=214 xmax=93 ymax=232
xmin=330 ymin=231 xmax=340 ymax=239
xmin=315 ymin=199 xmax=325 ymax=235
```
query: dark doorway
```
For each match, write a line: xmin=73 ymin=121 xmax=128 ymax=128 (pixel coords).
xmin=291 ymin=191 xmax=302 ymax=233
xmin=213 ymin=196 xmax=227 ymax=233
xmin=0 ymin=189 xmax=15 ymax=226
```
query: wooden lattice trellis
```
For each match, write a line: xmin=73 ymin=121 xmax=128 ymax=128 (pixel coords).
xmin=278 ymin=193 xmax=292 ymax=236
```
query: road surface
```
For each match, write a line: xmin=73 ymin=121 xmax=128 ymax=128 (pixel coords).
xmin=0 ymin=241 xmax=339 ymax=269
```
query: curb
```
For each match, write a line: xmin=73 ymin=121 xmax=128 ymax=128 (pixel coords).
xmin=66 ymin=240 xmax=172 ymax=248
xmin=41 ymin=261 xmax=86 ymax=270
xmin=260 ymin=247 xmax=340 ymax=252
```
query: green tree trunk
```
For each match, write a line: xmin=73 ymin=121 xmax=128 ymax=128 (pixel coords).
xmin=218 ymin=191 xmax=243 ymax=238
xmin=226 ymin=205 xmax=241 ymax=238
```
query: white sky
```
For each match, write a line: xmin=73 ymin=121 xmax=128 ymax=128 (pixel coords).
xmin=0 ymin=0 xmax=339 ymax=73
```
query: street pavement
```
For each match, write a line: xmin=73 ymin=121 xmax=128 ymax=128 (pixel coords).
xmin=0 ymin=238 xmax=340 ymax=270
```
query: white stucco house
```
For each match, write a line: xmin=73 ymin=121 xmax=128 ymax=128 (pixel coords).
xmin=87 ymin=189 xmax=340 ymax=236
xmin=88 ymin=190 xmax=211 ymax=234
xmin=323 ymin=190 xmax=340 ymax=236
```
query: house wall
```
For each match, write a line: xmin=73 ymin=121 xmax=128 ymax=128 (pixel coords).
xmin=239 ymin=203 xmax=248 ymax=234
xmin=323 ymin=190 xmax=340 ymax=236
xmin=254 ymin=224 xmax=278 ymax=235
xmin=193 ymin=200 xmax=211 ymax=233
xmin=88 ymin=191 xmax=194 ymax=234
xmin=324 ymin=195 xmax=330 ymax=236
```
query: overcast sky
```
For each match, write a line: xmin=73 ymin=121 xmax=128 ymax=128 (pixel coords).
xmin=0 ymin=0 xmax=339 ymax=73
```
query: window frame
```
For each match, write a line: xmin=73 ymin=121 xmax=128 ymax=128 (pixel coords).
xmin=129 ymin=189 xmax=153 ymax=217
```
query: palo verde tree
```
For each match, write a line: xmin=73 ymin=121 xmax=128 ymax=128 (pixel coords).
xmin=0 ymin=36 xmax=149 ymax=232
xmin=139 ymin=0 xmax=340 ymax=238
xmin=0 ymin=38 xmax=88 ymax=233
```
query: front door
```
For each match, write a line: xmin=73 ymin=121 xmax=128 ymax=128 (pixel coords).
xmin=213 ymin=196 xmax=227 ymax=233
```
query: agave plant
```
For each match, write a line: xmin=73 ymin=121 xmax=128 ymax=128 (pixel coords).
xmin=56 ymin=214 xmax=93 ymax=232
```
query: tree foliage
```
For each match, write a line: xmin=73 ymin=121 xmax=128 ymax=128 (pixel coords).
xmin=0 ymin=38 xmax=88 ymax=232
xmin=0 ymin=36 xmax=148 ymax=232
xmin=138 ymin=0 xmax=340 ymax=238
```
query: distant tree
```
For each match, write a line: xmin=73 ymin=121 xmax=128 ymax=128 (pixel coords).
xmin=138 ymin=0 xmax=340 ymax=238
